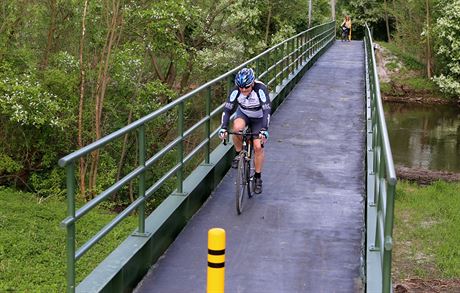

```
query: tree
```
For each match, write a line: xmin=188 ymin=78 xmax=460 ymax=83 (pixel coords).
xmin=432 ymin=0 xmax=460 ymax=99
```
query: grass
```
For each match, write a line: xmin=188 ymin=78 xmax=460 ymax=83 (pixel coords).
xmin=0 ymin=187 xmax=137 ymax=292
xmin=379 ymin=41 xmax=425 ymax=71
xmin=393 ymin=181 xmax=460 ymax=280
xmin=403 ymin=76 xmax=437 ymax=92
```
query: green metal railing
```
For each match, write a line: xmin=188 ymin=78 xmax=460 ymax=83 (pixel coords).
xmin=364 ymin=24 xmax=397 ymax=293
xmin=59 ymin=21 xmax=335 ymax=292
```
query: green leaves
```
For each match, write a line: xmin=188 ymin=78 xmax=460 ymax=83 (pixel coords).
xmin=433 ymin=0 xmax=460 ymax=98
xmin=0 ymin=72 xmax=63 ymax=128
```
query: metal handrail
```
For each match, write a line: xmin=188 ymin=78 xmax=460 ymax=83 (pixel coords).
xmin=61 ymin=21 xmax=336 ymax=292
xmin=364 ymin=24 xmax=397 ymax=293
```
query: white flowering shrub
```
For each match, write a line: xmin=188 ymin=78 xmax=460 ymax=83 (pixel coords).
xmin=0 ymin=63 xmax=69 ymax=193
xmin=433 ymin=0 xmax=460 ymax=98
xmin=0 ymin=72 xmax=63 ymax=128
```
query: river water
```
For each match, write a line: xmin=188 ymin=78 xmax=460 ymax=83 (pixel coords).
xmin=383 ymin=103 xmax=460 ymax=173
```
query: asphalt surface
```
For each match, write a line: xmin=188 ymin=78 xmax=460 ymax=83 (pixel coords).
xmin=134 ymin=40 xmax=366 ymax=293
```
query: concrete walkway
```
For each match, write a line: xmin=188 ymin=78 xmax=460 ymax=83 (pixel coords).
xmin=134 ymin=40 xmax=366 ymax=293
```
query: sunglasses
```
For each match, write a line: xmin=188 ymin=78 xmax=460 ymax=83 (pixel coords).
xmin=239 ymin=84 xmax=252 ymax=89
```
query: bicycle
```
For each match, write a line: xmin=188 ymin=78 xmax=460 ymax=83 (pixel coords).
xmin=341 ymin=26 xmax=349 ymax=42
xmin=223 ymin=127 xmax=260 ymax=214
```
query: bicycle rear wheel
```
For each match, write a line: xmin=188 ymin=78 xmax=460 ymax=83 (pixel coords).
xmin=235 ymin=155 xmax=248 ymax=214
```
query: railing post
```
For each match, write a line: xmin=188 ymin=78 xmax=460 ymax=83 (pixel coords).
xmin=273 ymin=47 xmax=278 ymax=86
xmin=286 ymin=40 xmax=290 ymax=78
xmin=65 ymin=163 xmax=76 ymax=293
xmin=296 ymin=36 xmax=300 ymax=70
xmin=265 ymin=51 xmax=269 ymax=78
xmin=205 ymin=88 xmax=211 ymax=164
xmin=177 ymin=102 xmax=184 ymax=193
xmin=292 ymin=38 xmax=295 ymax=74
xmin=137 ymin=125 xmax=146 ymax=233
xmin=383 ymin=182 xmax=395 ymax=293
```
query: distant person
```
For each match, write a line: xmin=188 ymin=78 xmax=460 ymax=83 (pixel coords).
xmin=341 ymin=16 xmax=352 ymax=41
xmin=218 ymin=68 xmax=271 ymax=194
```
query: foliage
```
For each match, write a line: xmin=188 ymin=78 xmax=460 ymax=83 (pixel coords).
xmin=432 ymin=0 xmax=460 ymax=98
xmin=390 ymin=0 xmax=429 ymax=59
xmin=270 ymin=24 xmax=297 ymax=46
xmin=0 ymin=188 xmax=137 ymax=291
xmin=0 ymin=0 xmax=329 ymax=200
xmin=0 ymin=66 xmax=63 ymax=128
xmin=393 ymin=181 xmax=460 ymax=279
xmin=0 ymin=61 xmax=75 ymax=194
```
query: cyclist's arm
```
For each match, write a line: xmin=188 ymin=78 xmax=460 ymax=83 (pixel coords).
xmin=256 ymin=84 xmax=271 ymax=130
xmin=220 ymin=87 xmax=239 ymax=129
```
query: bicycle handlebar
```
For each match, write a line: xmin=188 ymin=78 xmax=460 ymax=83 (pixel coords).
xmin=221 ymin=130 xmax=264 ymax=146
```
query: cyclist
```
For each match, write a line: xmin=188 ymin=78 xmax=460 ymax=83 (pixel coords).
xmin=219 ymin=68 xmax=271 ymax=194
xmin=341 ymin=16 xmax=352 ymax=41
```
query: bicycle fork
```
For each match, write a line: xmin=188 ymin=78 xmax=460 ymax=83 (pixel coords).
xmin=243 ymin=139 xmax=254 ymax=188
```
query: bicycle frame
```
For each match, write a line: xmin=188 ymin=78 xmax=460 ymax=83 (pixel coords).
xmin=225 ymin=128 xmax=259 ymax=160
xmin=224 ymin=127 xmax=259 ymax=214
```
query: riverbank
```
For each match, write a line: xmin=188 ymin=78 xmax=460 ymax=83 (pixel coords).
xmin=396 ymin=165 xmax=460 ymax=185
xmin=383 ymin=93 xmax=457 ymax=105
xmin=375 ymin=42 xmax=459 ymax=107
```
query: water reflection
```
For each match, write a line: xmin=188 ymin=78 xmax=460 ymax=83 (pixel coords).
xmin=384 ymin=103 xmax=460 ymax=172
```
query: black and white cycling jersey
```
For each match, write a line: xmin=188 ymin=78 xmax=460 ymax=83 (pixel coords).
xmin=220 ymin=81 xmax=271 ymax=130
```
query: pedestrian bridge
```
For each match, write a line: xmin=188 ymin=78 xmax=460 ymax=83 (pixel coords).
xmin=59 ymin=21 xmax=396 ymax=293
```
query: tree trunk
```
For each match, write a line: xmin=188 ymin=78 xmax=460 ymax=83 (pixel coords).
xmin=89 ymin=0 xmax=122 ymax=197
xmin=264 ymin=1 xmax=272 ymax=45
xmin=392 ymin=0 xmax=398 ymax=38
xmin=179 ymin=54 xmax=195 ymax=93
xmin=165 ymin=60 xmax=177 ymax=88
xmin=42 ymin=0 xmax=57 ymax=69
xmin=148 ymin=52 xmax=166 ymax=82
xmin=425 ymin=0 xmax=432 ymax=78
xmin=78 ymin=0 xmax=89 ymax=199
xmin=308 ymin=0 xmax=312 ymax=28
xmin=384 ymin=0 xmax=391 ymax=42
xmin=331 ymin=0 xmax=335 ymax=20
xmin=113 ymin=108 xmax=133 ymax=201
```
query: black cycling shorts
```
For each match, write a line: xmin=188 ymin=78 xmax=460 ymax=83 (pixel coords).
xmin=234 ymin=108 xmax=264 ymax=138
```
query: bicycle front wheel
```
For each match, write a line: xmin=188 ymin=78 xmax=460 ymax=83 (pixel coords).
xmin=235 ymin=156 xmax=248 ymax=215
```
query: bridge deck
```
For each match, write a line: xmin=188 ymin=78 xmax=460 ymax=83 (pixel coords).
xmin=134 ymin=41 xmax=366 ymax=293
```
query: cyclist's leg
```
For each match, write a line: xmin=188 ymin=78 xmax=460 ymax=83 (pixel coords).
xmin=232 ymin=109 xmax=249 ymax=152
xmin=248 ymin=117 xmax=264 ymax=172
xmin=249 ymin=117 xmax=265 ymax=193
xmin=253 ymin=138 xmax=264 ymax=173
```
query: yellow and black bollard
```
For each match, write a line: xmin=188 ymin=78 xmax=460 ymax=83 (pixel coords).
xmin=207 ymin=228 xmax=226 ymax=293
